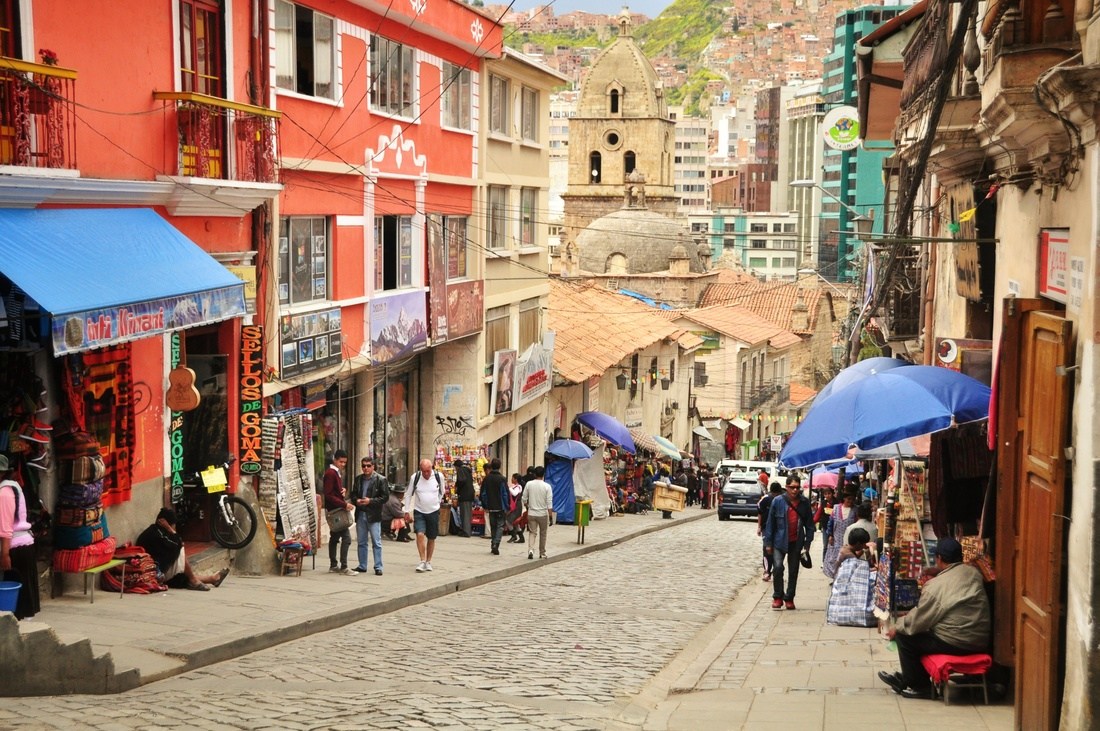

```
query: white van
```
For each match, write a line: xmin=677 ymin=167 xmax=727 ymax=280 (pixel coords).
xmin=715 ymin=460 xmax=788 ymax=490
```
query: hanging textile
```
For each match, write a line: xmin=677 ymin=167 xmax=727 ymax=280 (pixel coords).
xmin=74 ymin=345 xmax=134 ymax=506
xmin=259 ymin=412 xmax=317 ymax=547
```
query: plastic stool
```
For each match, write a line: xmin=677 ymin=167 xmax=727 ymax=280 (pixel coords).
xmin=920 ymin=653 xmax=992 ymax=705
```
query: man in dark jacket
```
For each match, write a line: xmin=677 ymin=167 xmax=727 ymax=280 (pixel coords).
xmin=479 ymin=458 xmax=509 ymax=555
xmin=453 ymin=459 xmax=475 ymax=537
xmin=352 ymin=458 xmax=389 ymax=575
xmin=763 ymin=475 xmax=814 ymax=610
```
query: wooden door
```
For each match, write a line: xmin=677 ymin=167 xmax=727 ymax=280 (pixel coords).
xmin=1014 ymin=309 xmax=1072 ymax=731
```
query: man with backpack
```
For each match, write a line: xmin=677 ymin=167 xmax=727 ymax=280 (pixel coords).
xmin=402 ymin=458 xmax=446 ymax=573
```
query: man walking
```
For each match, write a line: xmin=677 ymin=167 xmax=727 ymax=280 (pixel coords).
xmin=522 ymin=465 xmax=554 ymax=560
xmin=479 ymin=458 xmax=509 ymax=555
xmin=763 ymin=475 xmax=814 ymax=610
xmin=323 ymin=449 xmax=356 ymax=575
xmin=453 ymin=459 xmax=475 ymax=537
xmin=403 ymin=458 xmax=445 ymax=572
xmin=353 ymin=458 xmax=389 ymax=575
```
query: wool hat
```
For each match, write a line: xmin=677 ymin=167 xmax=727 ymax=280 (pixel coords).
xmin=936 ymin=536 xmax=964 ymax=564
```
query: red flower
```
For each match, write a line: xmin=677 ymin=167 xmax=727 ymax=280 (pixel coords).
xmin=38 ymin=48 xmax=58 ymax=66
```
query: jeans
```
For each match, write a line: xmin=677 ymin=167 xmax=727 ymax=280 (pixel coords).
xmin=488 ymin=510 xmax=505 ymax=548
xmin=329 ymin=527 xmax=351 ymax=569
xmin=355 ymin=512 xmax=383 ymax=571
xmin=458 ymin=501 xmax=473 ymax=536
xmin=771 ymin=542 xmax=800 ymax=601
xmin=896 ymin=632 xmax=979 ymax=691
xmin=528 ymin=514 xmax=549 ymax=557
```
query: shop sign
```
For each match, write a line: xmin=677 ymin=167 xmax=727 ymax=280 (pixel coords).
xmin=446 ymin=280 xmax=484 ymax=341
xmin=370 ymin=290 xmax=428 ymax=365
xmin=1069 ymin=255 xmax=1085 ymax=312
xmin=691 ymin=330 xmax=720 ymax=351
xmin=226 ymin=265 xmax=257 ymax=314
xmin=821 ymin=106 xmax=861 ymax=151
xmin=513 ymin=340 xmax=553 ymax=410
xmin=491 ymin=349 xmax=517 ymax=415
xmin=169 ymin=332 xmax=185 ymax=503
xmin=239 ymin=325 xmax=263 ymax=474
xmin=280 ymin=307 xmax=342 ymax=377
xmin=53 ymin=285 xmax=245 ymax=356
xmin=954 ymin=241 xmax=981 ymax=302
xmin=1038 ymin=228 xmax=1069 ymax=303
xmin=625 ymin=406 xmax=642 ymax=428
xmin=427 ymin=214 xmax=448 ymax=343
xmin=303 ymin=381 xmax=327 ymax=411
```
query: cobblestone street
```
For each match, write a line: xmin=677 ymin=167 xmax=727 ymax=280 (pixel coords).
xmin=1 ymin=518 xmax=762 ymax=731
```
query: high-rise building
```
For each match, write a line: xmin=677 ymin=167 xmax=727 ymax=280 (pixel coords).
xmin=669 ymin=105 xmax=711 ymax=213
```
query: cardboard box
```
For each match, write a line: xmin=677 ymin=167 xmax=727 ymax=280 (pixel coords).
xmin=652 ymin=483 xmax=687 ymax=512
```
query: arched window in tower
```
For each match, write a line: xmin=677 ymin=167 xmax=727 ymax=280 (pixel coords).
xmin=606 ymin=252 xmax=628 ymax=274
xmin=624 ymin=150 xmax=636 ymax=177
xmin=590 ymin=151 xmax=602 ymax=183
xmin=610 ymin=89 xmax=619 ymax=114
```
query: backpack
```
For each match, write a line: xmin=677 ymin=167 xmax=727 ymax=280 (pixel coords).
xmin=412 ymin=471 xmax=444 ymax=502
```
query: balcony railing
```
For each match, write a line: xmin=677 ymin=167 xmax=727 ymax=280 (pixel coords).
xmin=0 ymin=57 xmax=77 ymax=169
xmin=153 ymin=92 xmax=280 ymax=184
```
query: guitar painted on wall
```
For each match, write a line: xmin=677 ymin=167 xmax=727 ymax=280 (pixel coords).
xmin=166 ymin=331 xmax=201 ymax=412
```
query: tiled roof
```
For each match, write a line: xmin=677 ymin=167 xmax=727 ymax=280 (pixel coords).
xmin=548 ymin=280 xmax=703 ymax=383
xmin=677 ymin=305 xmax=802 ymax=349
xmin=788 ymin=382 xmax=817 ymax=407
xmin=698 ymin=280 xmax=843 ymax=335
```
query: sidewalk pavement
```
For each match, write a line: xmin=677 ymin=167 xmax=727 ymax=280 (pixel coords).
xmin=623 ymin=552 xmax=1014 ymax=731
xmin=19 ymin=509 xmax=707 ymax=692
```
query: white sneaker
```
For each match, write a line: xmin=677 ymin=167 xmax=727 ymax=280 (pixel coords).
xmin=415 ymin=561 xmax=427 ymax=572
xmin=424 ymin=562 xmax=433 ymax=571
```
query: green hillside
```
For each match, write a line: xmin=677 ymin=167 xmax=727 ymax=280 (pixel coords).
xmin=635 ymin=0 xmax=727 ymax=62
xmin=506 ymin=28 xmax=602 ymax=51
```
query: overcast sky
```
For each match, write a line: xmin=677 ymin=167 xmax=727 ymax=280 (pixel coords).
xmin=510 ymin=0 xmax=676 ymax=19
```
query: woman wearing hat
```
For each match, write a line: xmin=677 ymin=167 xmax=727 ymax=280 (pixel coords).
xmin=0 ymin=454 xmax=39 ymax=619
xmin=382 ymin=477 xmax=412 ymax=542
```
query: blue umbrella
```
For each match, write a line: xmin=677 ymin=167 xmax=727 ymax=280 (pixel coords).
xmin=576 ymin=411 xmax=636 ymax=454
xmin=816 ymin=356 xmax=913 ymax=401
xmin=546 ymin=439 xmax=594 ymax=460
xmin=779 ymin=366 xmax=991 ymax=468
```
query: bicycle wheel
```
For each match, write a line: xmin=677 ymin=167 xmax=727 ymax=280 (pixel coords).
xmin=210 ymin=495 xmax=257 ymax=549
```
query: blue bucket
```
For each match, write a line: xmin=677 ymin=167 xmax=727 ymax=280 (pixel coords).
xmin=0 ymin=580 xmax=21 ymax=612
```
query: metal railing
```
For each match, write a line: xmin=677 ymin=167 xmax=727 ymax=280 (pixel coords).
xmin=153 ymin=91 xmax=280 ymax=183
xmin=0 ymin=57 xmax=77 ymax=169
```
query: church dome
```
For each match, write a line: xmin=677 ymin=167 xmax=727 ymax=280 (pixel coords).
xmin=576 ymin=14 xmax=666 ymax=119
xmin=576 ymin=208 xmax=703 ymax=274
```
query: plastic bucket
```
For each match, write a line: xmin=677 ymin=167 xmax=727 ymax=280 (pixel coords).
xmin=0 ymin=580 xmax=21 ymax=612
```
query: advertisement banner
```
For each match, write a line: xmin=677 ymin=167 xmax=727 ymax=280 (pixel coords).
xmin=239 ymin=325 xmax=263 ymax=474
xmin=168 ymin=332 xmax=185 ymax=504
xmin=446 ymin=279 xmax=484 ymax=340
xmin=1038 ymin=228 xmax=1069 ymax=303
xmin=513 ymin=340 xmax=553 ymax=410
xmin=53 ymin=284 xmax=246 ymax=356
xmin=280 ymin=307 xmax=342 ymax=377
xmin=370 ymin=290 xmax=428 ymax=365
xmin=491 ymin=349 xmax=517 ymax=415
xmin=427 ymin=214 xmax=448 ymax=343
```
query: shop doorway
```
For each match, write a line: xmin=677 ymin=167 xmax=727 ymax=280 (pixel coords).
xmin=995 ymin=300 xmax=1071 ymax=731
xmin=373 ymin=370 xmax=418 ymax=487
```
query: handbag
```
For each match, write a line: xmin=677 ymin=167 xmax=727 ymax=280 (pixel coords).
xmin=326 ymin=507 xmax=352 ymax=533
xmin=799 ymin=549 xmax=813 ymax=569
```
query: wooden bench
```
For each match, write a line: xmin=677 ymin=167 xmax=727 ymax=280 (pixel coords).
xmin=50 ymin=559 xmax=126 ymax=604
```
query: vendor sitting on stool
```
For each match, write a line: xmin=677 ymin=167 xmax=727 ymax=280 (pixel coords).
xmin=137 ymin=509 xmax=229 ymax=591
xmin=878 ymin=536 xmax=990 ymax=698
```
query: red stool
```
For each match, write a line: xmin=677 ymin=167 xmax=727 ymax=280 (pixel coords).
xmin=920 ymin=653 xmax=992 ymax=705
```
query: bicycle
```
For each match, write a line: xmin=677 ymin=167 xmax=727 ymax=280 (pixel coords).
xmin=175 ymin=459 xmax=258 ymax=550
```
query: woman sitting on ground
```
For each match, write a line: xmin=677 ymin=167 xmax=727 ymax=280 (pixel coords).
xmin=826 ymin=527 xmax=877 ymax=627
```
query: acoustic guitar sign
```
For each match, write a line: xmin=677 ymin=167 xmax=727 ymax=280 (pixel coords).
xmin=166 ymin=365 xmax=201 ymax=411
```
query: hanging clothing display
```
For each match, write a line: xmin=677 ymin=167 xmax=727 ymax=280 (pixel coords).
xmin=260 ymin=411 xmax=317 ymax=548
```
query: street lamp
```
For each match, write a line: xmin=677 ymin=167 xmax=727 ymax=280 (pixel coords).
xmin=790 ymin=179 xmax=875 ymax=282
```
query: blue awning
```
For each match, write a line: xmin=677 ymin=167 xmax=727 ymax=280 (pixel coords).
xmin=0 ymin=208 xmax=246 ymax=355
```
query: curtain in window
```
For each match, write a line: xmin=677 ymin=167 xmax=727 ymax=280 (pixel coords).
xmin=518 ymin=299 xmax=539 ymax=352
xmin=314 ymin=14 xmax=333 ymax=97
xmin=485 ymin=307 xmax=510 ymax=367
xmin=274 ymin=0 xmax=295 ymax=90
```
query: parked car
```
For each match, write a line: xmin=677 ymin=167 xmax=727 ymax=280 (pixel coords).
xmin=718 ymin=470 xmax=766 ymax=520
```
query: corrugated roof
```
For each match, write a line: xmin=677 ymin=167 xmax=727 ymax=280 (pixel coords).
xmin=677 ymin=305 xmax=801 ymax=349
xmin=698 ymin=280 xmax=842 ymax=335
xmin=548 ymin=280 xmax=702 ymax=384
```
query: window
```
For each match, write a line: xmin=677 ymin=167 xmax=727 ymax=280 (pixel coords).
xmin=180 ymin=0 xmax=223 ymax=96
xmin=772 ymin=223 xmax=782 ymax=232
xmin=519 ymin=297 xmax=540 ymax=352
xmin=589 ymin=151 xmax=601 ymax=183
xmin=279 ymin=216 xmax=329 ymax=305
xmin=445 ymin=216 xmax=468 ymax=280
xmin=487 ymin=186 xmax=508 ymax=250
xmin=489 ymin=74 xmax=509 ymax=134
xmin=749 ymin=257 xmax=766 ymax=268
xmin=624 ymin=150 xmax=636 ymax=175
xmin=521 ymin=86 xmax=538 ymax=141
xmin=370 ymin=35 xmax=415 ymax=116
xmin=750 ymin=222 xmax=768 ymax=232
xmin=751 ymin=239 xmax=767 ymax=249
xmin=694 ymin=361 xmax=707 ymax=387
xmin=485 ymin=306 xmax=510 ymax=368
xmin=373 ymin=215 xmax=414 ymax=291
xmin=275 ymin=0 xmax=334 ymax=99
xmin=783 ymin=223 xmax=796 ymax=232
xmin=520 ymin=188 xmax=536 ymax=246
xmin=441 ymin=62 xmax=471 ymax=129
xmin=0 ymin=0 xmax=20 ymax=58
xmin=610 ymin=88 xmax=619 ymax=114
xmin=723 ymin=223 xmax=736 ymax=233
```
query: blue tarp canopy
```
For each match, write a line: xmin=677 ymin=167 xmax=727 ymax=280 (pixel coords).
xmin=0 ymin=208 xmax=246 ymax=354
xmin=546 ymin=457 xmax=576 ymax=524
